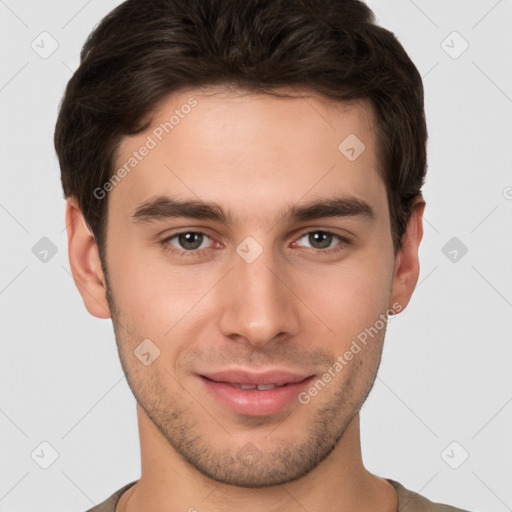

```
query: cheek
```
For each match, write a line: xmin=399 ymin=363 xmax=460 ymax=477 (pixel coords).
xmin=296 ymin=252 xmax=394 ymax=342
xmin=107 ymin=229 xmax=394 ymax=343
xmin=108 ymin=246 xmax=220 ymax=340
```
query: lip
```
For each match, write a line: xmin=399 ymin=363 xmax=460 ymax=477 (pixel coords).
xmin=198 ymin=369 xmax=314 ymax=416
xmin=200 ymin=369 xmax=311 ymax=386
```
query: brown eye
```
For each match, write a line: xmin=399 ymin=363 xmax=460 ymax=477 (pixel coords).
xmin=307 ymin=231 xmax=333 ymax=249
xmin=177 ymin=232 xmax=204 ymax=250
xmin=164 ymin=232 xmax=212 ymax=252
xmin=297 ymin=231 xmax=342 ymax=250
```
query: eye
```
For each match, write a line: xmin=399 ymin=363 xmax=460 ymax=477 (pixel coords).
xmin=295 ymin=231 xmax=349 ymax=252
xmin=163 ymin=231 xmax=213 ymax=252
xmin=160 ymin=229 xmax=350 ymax=258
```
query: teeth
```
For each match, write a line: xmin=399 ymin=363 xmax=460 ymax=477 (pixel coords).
xmin=257 ymin=384 xmax=278 ymax=390
xmin=229 ymin=383 xmax=279 ymax=390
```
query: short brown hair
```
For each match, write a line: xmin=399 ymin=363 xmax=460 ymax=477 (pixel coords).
xmin=54 ymin=0 xmax=427 ymax=257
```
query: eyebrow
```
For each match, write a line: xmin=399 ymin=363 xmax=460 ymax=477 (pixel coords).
xmin=131 ymin=194 xmax=376 ymax=225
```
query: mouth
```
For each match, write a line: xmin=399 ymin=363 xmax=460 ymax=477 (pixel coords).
xmin=211 ymin=381 xmax=288 ymax=391
xmin=198 ymin=370 xmax=315 ymax=416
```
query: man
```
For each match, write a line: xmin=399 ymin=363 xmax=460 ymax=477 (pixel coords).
xmin=54 ymin=0 xmax=475 ymax=510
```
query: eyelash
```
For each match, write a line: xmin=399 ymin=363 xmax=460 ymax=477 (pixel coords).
xmin=160 ymin=230 xmax=351 ymax=257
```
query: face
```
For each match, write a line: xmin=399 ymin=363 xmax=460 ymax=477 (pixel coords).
xmin=74 ymin=86 xmax=420 ymax=487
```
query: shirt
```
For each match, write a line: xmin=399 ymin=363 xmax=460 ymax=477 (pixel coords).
xmin=84 ymin=478 xmax=474 ymax=511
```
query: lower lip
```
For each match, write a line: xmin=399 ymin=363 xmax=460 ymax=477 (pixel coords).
xmin=199 ymin=376 xmax=314 ymax=416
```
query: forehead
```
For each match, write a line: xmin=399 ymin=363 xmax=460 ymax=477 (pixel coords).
xmin=110 ymin=86 xmax=386 ymax=225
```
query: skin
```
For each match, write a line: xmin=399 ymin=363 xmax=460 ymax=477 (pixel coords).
xmin=66 ymin=85 xmax=425 ymax=512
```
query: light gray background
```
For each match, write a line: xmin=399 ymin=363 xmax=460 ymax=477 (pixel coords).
xmin=1 ymin=1 xmax=511 ymax=511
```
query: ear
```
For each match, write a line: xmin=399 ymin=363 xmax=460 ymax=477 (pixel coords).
xmin=389 ymin=196 xmax=425 ymax=313
xmin=65 ymin=197 xmax=111 ymax=319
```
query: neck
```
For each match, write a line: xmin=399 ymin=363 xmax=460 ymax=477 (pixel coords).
xmin=117 ymin=404 xmax=397 ymax=512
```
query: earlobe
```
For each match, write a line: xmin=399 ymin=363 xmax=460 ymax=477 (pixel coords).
xmin=65 ymin=197 xmax=111 ymax=319
xmin=389 ymin=196 xmax=426 ymax=313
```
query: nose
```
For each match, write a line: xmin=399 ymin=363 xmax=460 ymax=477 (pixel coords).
xmin=217 ymin=245 xmax=300 ymax=349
